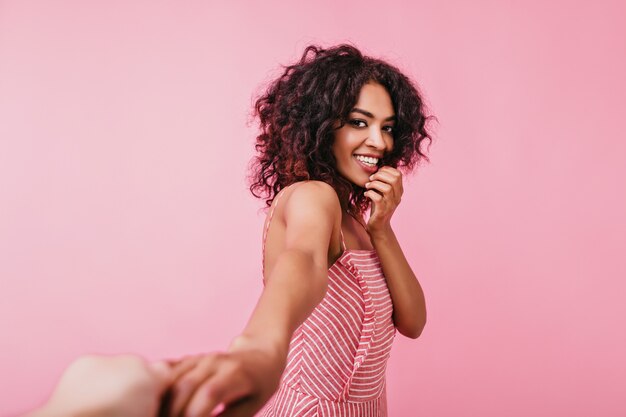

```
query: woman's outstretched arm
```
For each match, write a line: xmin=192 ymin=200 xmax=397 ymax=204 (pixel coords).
xmin=235 ymin=182 xmax=341 ymax=356
xmin=166 ymin=181 xmax=340 ymax=417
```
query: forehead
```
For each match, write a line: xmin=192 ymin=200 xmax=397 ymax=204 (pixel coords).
xmin=353 ymin=82 xmax=394 ymax=117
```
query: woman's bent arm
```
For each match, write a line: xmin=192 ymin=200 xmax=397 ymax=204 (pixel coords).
xmin=370 ymin=226 xmax=427 ymax=339
xmin=365 ymin=167 xmax=427 ymax=339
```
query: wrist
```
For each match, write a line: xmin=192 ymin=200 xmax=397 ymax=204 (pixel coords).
xmin=228 ymin=333 xmax=288 ymax=363
xmin=369 ymin=223 xmax=393 ymax=241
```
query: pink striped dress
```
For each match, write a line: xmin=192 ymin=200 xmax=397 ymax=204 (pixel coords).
xmin=257 ymin=184 xmax=397 ymax=417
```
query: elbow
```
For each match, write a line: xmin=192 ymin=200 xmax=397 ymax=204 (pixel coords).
xmin=413 ymin=323 xmax=426 ymax=339
xmin=402 ymin=324 xmax=425 ymax=339
xmin=397 ymin=317 xmax=426 ymax=339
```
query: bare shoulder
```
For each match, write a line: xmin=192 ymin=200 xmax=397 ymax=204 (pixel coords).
xmin=282 ymin=180 xmax=341 ymax=223
xmin=272 ymin=181 xmax=341 ymax=259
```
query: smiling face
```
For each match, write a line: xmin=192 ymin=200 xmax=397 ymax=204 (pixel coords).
xmin=332 ymin=82 xmax=395 ymax=188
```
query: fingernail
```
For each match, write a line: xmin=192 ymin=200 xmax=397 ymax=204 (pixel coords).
xmin=211 ymin=403 xmax=226 ymax=416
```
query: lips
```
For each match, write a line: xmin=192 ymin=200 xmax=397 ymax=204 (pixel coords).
xmin=354 ymin=154 xmax=381 ymax=165
xmin=353 ymin=155 xmax=379 ymax=174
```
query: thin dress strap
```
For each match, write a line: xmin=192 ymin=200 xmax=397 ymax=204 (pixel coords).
xmin=262 ymin=182 xmax=345 ymax=280
xmin=339 ymin=226 xmax=347 ymax=252
xmin=262 ymin=187 xmax=288 ymax=279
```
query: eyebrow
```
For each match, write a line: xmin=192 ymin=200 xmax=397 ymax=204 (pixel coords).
xmin=351 ymin=107 xmax=396 ymax=122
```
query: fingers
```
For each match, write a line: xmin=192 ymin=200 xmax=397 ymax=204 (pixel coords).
xmin=158 ymin=355 xmax=205 ymax=417
xmin=184 ymin=367 xmax=254 ymax=417
xmin=366 ymin=171 xmax=402 ymax=206
xmin=365 ymin=165 xmax=405 ymax=230
xmin=370 ymin=167 xmax=403 ymax=197
xmin=162 ymin=344 xmax=283 ymax=417
xmin=149 ymin=361 xmax=173 ymax=386
xmin=214 ymin=399 xmax=261 ymax=417
xmin=364 ymin=189 xmax=383 ymax=202
xmin=169 ymin=355 xmax=220 ymax=417
xmin=369 ymin=168 xmax=396 ymax=183
xmin=171 ymin=355 xmax=204 ymax=381
xmin=146 ymin=355 xmax=206 ymax=393
xmin=366 ymin=180 xmax=392 ymax=196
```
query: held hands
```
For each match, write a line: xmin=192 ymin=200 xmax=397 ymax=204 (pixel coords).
xmin=29 ymin=167 xmax=402 ymax=417
xmin=33 ymin=354 xmax=175 ymax=417
xmin=164 ymin=336 xmax=286 ymax=417
xmin=364 ymin=166 xmax=403 ymax=234
xmin=31 ymin=339 xmax=286 ymax=417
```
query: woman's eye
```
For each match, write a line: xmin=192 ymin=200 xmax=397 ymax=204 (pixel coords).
xmin=349 ymin=119 xmax=366 ymax=128
xmin=383 ymin=125 xmax=394 ymax=133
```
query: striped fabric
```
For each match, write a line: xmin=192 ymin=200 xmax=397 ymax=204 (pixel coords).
xmin=258 ymin=183 xmax=396 ymax=416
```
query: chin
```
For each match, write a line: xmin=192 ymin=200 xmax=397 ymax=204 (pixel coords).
xmin=346 ymin=173 xmax=369 ymax=189
xmin=338 ymin=163 xmax=371 ymax=188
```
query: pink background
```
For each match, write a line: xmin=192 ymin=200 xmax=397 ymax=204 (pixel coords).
xmin=1 ymin=1 xmax=625 ymax=416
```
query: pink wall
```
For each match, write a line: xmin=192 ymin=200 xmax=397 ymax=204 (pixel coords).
xmin=1 ymin=1 xmax=625 ymax=416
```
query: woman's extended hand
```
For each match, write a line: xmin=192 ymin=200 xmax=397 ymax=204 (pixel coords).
xmin=166 ymin=336 xmax=286 ymax=417
xmin=364 ymin=166 xmax=404 ymax=234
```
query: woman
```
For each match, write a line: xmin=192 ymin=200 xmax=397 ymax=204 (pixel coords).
xmin=167 ymin=44 xmax=433 ymax=417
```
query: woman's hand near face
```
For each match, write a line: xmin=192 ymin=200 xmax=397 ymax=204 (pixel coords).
xmin=364 ymin=166 xmax=404 ymax=235
xmin=166 ymin=336 xmax=285 ymax=417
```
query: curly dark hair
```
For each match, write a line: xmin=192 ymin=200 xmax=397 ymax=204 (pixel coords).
xmin=247 ymin=43 xmax=435 ymax=216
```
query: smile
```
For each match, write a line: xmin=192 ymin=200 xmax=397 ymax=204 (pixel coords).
xmin=354 ymin=154 xmax=379 ymax=166
xmin=353 ymin=154 xmax=380 ymax=174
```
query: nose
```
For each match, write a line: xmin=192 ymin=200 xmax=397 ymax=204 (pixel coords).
xmin=365 ymin=126 xmax=387 ymax=151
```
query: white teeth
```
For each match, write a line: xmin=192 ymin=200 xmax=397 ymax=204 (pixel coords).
xmin=354 ymin=155 xmax=378 ymax=166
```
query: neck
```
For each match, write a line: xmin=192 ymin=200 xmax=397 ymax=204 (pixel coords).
xmin=345 ymin=208 xmax=367 ymax=227
xmin=334 ymin=182 xmax=364 ymax=218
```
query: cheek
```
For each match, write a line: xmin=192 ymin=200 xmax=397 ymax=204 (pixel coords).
xmin=332 ymin=139 xmax=348 ymax=159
